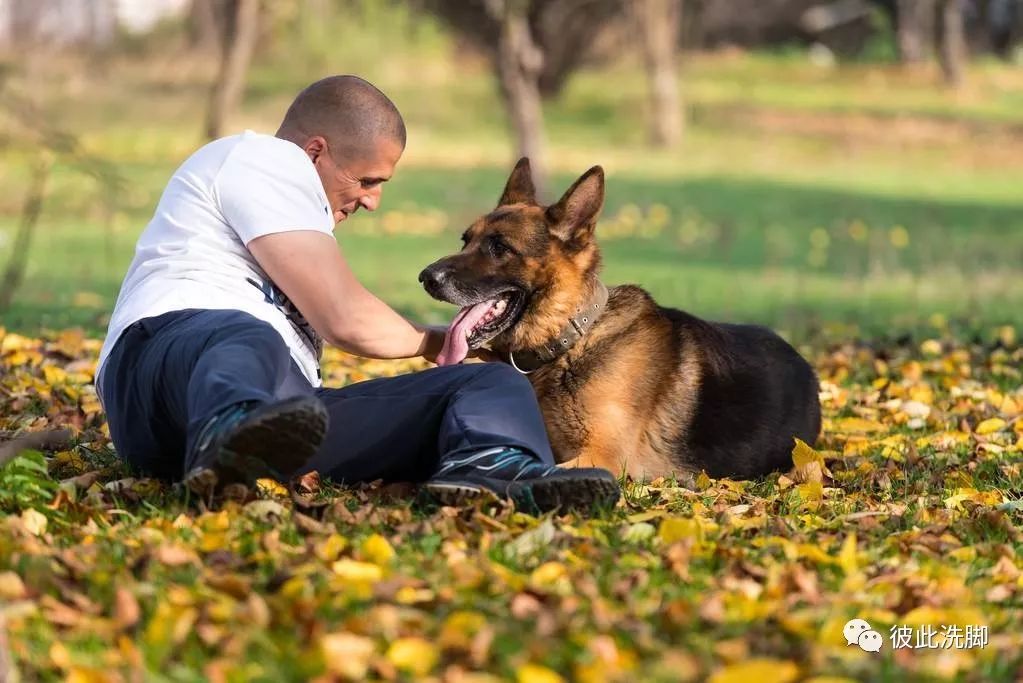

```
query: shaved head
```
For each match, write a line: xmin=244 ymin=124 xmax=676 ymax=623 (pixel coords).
xmin=276 ymin=75 xmax=406 ymax=162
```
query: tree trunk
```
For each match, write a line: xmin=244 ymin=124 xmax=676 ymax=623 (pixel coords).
xmin=967 ymin=0 xmax=993 ymax=54
xmin=486 ymin=0 xmax=548 ymax=197
xmin=189 ymin=0 xmax=223 ymax=54
xmin=0 ymin=159 xmax=51 ymax=313
xmin=938 ymin=0 xmax=967 ymax=86
xmin=635 ymin=0 xmax=684 ymax=148
xmin=204 ymin=0 xmax=260 ymax=141
xmin=896 ymin=0 xmax=935 ymax=63
xmin=679 ymin=0 xmax=707 ymax=50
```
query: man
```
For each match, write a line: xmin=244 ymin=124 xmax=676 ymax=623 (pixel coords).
xmin=97 ymin=75 xmax=619 ymax=513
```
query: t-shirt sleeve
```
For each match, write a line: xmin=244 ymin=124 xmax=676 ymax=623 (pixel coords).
xmin=214 ymin=137 xmax=334 ymax=245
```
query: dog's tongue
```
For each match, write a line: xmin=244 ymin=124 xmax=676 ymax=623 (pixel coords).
xmin=437 ymin=300 xmax=496 ymax=366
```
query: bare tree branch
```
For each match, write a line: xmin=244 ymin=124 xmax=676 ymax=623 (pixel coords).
xmin=205 ymin=0 xmax=260 ymax=140
xmin=0 ymin=429 xmax=74 ymax=468
xmin=0 ymin=157 xmax=51 ymax=313
xmin=0 ymin=83 xmax=123 ymax=311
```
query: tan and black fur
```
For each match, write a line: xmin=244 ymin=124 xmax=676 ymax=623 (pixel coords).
xmin=419 ymin=159 xmax=821 ymax=481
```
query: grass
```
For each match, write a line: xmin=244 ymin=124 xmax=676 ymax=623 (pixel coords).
xmin=1 ymin=10 xmax=1022 ymax=340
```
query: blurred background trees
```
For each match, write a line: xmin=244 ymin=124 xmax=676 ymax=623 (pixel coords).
xmin=0 ymin=0 xmax=1020 ymax=337
xmin=202 ymin=0 xmax=261 ymax=139
xmin=1 ymin=0 xmax=1019 ymax=178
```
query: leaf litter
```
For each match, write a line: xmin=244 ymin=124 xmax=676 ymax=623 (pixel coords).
xmin=1 ymin=329 xmax=1022 ymax=681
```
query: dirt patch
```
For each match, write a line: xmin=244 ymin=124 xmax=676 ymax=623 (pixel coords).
xmin=704 ymin=104 xmax=1023 ymax=168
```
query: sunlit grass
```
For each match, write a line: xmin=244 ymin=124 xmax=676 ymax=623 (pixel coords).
xmin=0 ymin=16 xmax=1021 ymax=338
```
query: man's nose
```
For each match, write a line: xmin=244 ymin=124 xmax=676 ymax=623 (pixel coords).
xmin=360 ymin=187 xmax=381 ymax=211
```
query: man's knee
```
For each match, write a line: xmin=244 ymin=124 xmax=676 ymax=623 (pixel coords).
xmin=456 ymin=361 xmax=532 ymax=392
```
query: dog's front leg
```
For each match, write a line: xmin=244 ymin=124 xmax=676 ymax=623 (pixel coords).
xmin=555 ymin=445 xmax=627 ymax=478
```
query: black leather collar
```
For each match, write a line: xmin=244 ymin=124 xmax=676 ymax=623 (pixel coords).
xmin=507 ymin=281 xmax=609 ymax=374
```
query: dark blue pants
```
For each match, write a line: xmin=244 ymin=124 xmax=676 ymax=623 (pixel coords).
xmin=100 ymin=309 xmax=555 ymax=483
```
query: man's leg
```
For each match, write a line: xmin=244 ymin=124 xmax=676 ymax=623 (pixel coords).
xmin=306 ymin=362 xmax=619 ymax=512
xmin=306 ymin=362 xmax=552 ymax=482
xmin=101 ymin=309 xmax=325 ymax=484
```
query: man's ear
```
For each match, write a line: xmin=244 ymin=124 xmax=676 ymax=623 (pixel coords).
xmin=303 ymin=135 xmax=328 ymax=164
xmin=545 ymin=166 xmax=605 ymax=244
xmin=497 ymin=157 xmax=537 ymax=206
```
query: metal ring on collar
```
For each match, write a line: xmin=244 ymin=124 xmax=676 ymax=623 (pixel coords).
xmin=507 ymin=350 xmax=536 ymax=375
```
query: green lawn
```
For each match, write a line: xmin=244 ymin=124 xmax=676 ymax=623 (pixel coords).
xmin=1 ymin=10 xmax=1022 ymax=342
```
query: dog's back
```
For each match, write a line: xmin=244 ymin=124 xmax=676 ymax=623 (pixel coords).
xmin=671 ymin=314 xmax=821 ymax=478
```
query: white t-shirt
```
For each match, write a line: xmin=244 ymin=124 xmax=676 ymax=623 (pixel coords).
xmin=96 ymin=131 xmax=335 ymax=402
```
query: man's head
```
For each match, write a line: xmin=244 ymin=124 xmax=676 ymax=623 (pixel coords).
xmin=277 ymin=75 xmax=405 ymax=224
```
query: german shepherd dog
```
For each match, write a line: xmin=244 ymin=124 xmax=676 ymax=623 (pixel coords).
xmin=419 ymin=159 xmax=821 ymax=481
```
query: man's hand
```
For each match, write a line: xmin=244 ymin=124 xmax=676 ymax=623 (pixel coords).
xmin=418 ymin=325 xmax=446 ymax=364
xmin=419 ymin=325 xmax=506 ymax=366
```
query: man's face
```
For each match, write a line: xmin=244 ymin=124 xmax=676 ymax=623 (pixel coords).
xmin=308 ymin=136 xmax=403 ymax=224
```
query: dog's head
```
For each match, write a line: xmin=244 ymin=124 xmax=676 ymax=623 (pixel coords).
xmin=419 ymin=158 xmax=605 ymax=363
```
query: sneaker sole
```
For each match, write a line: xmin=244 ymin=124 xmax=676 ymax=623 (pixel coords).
xmin=185 ymin=396 xmax=328 ymax=495
xmin=422 ymin=475 xmax=620 ymax=514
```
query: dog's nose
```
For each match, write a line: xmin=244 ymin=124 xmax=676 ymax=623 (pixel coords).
xmin=419 ymin=266 xmax=446 ymax=288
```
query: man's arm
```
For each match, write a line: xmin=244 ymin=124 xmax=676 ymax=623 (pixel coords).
xmin=248 ymin=230 xmax=445 ymax=361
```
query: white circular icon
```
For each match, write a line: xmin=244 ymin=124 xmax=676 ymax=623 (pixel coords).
xmin=844 ymin=618 xmax=882 ymax=652
xmin=858 ymin=629 xmax=883 ymax=652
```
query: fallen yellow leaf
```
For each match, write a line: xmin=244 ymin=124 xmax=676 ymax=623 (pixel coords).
xmin=315 ymin=533 xmax=348 ymax=562
xmin=439 ymin=610 xmax=486 ymax=651
xmin=386 ymin=637 xmax=438 ymax=677
xmin=517 ymin=663 xmax=565 ymax=683
xmin=659 ymin=517 xmax=703 ymax=544
xmin=529 ymin=561 xmax=569 ymax=592
xmin=331 ymin=559 xmax=384 ymax=584
xmin=708 ymin=658 xmax=799 ymax=683
xmin=976 ymin=418 xmax=1007 ymax=435
xmin=321 ymin=632 xmax=376 ymax=679
xmin=831 ymin=417 xmax=887 ymax=434
xmin=360 ymin=533 xmax=396 ymax=566
xmin=0 ymin=571 xmax=27 ymax=600
xmin=21 ymin=508 xmax=47 ymax=536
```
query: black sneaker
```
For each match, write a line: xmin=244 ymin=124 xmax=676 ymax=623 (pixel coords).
xmin=183 ymin=395 xmax=328 ymax=496
xmin=422 ymin=447 xmax=620 ymax=514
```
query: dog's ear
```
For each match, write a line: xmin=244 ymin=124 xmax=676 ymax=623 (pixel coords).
xmin=545 ymin=166 xmax=605 ymax=244
xmin=497 ymin=157 xmax=536 ymax=206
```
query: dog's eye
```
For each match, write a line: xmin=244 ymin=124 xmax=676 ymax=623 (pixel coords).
xmin=489 ymin=237 xmax=509 ymax=258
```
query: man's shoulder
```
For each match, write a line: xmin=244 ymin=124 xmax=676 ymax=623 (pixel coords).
xmin=202 ymin=132 xmax=317 ymax=196
xmin=183 ymin=132 xmax=305 ymax=173
xmin=224 ymin=131 xmax=308 ymax=165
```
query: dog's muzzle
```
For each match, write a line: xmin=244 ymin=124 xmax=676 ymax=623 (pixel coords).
xmin=418 ymin=265 xmax=451 ymax=298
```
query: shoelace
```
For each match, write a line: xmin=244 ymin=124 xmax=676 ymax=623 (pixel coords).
xmin=435 ymin=446 xmax=558 ymax=481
